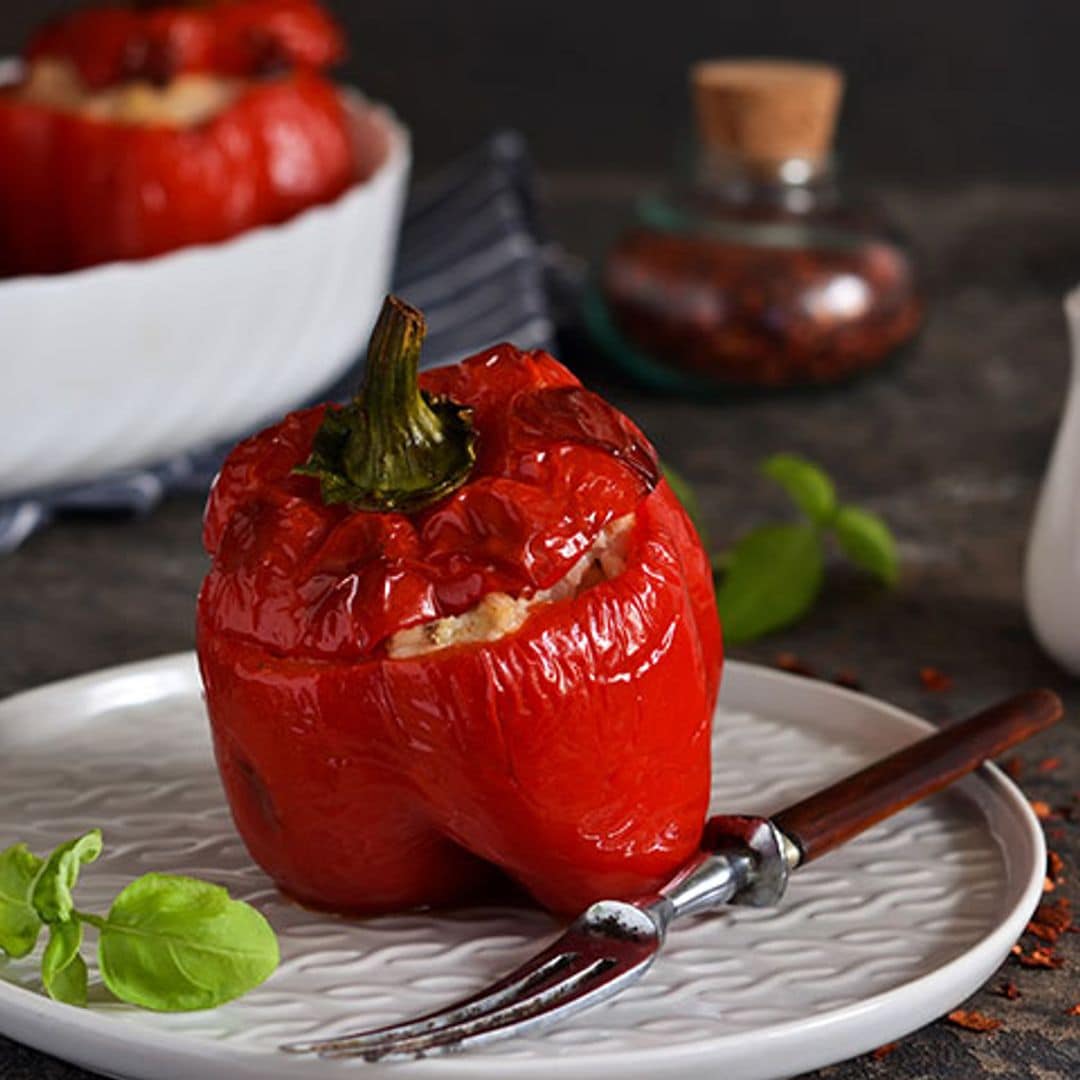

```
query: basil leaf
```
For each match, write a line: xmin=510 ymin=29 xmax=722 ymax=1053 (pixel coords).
xmin=761 ymin=454 xmax=838 ymax=525
xmin=42 ymin=920 xmax=87 ymax=1006
xmin=99 ymin=873 xmax=279 ymax=1012
xmin=0 ymin=844 xmax=44 ymax=958
xmin=834 ymin=505 xmax=899 ymax=586
xmin=31 ymin=830 xmax=102 ymax=925
xmin=716 ymin=523 xmax=825 ymax=643
xmin=661 ymin=462 xmax=709 ymax=547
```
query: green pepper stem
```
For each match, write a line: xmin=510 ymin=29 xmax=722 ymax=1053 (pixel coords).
xmin=294 ymin=295 xmax=476 ymax=511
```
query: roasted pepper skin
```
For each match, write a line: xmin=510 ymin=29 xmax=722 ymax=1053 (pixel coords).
xmin=27 ymin=1 xmax=345 ymax=88
xmin=197 ymin=347 xmax=722 ymax=916
xmin=0 ymin=70 xmax=354 ymax=274
xmin=0 ymin=101 xmax=68 ymax=277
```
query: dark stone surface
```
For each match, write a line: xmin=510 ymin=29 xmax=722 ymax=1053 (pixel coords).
xmin=0 ymin=182 xmax=1078 ymax=1077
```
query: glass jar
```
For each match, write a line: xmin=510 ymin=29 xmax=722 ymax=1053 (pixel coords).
xmin=590 ymin=119 xmax=923 ymax=392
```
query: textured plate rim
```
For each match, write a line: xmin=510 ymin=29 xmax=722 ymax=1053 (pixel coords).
xmin=0 ymin=653 xmax=1045 ymax=1080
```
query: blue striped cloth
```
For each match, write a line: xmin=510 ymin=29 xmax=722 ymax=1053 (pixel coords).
xmin=0 ymin=131 xmax=557 ymax=554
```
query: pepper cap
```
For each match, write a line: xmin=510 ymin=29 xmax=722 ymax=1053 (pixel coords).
xmin=295 ymin=295 xmax=476 ymax=512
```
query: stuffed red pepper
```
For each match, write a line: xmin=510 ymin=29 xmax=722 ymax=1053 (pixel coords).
xmin=197 ymin=297 xmax=722 ymax=916
xmin=26 ymin=0 xmax=345 ymax=88
xmin=0 ymin=1 xmax=355 ymax=276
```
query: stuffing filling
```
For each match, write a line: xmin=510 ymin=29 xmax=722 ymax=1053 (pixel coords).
xmin=14 ymin=59 xmax=240 ymax=127
xmin=387 ymin=514 xmax=635 ymax=659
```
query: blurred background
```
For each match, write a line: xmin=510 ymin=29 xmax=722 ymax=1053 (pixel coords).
xmin=2 ymin=0 xmax=1079 ymax=181
xmin=4 ymin=10 xmax=1080 ymax=1076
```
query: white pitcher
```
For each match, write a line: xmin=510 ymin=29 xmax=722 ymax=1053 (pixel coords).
xmin=1025 ymin=286 xmax=1080 ymax=674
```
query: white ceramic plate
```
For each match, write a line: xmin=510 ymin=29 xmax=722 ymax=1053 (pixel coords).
xmin=0 ymin=655 xmax=1043 ymax=1080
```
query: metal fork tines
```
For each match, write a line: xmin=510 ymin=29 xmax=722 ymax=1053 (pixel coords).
xmin=280 ymin=900 xmax=662 ymax=1062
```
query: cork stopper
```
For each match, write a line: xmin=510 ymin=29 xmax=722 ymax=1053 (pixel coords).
xmin=691 ymin=59 xmax=844 ymax=174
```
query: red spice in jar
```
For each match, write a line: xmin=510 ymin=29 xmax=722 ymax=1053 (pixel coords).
xmin=603 ymin=221 xmax=922 ymax=388
xmin=595 ymin=60 xmax=922 ymax=390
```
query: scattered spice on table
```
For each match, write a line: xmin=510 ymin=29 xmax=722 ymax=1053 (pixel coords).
xmin=994 ymin=981 xmax=1021 ymax=1000
xmin=1030 ymin=799 xmax=1054 ymax=821
xmin=1037 ymin=756 xmax=1063 ymax=773
xmin=1047 ymin=851 xmax=1065 ymax=885
xmin=1067 ymin=1004 xmax=1080 ymax=1017
xmin=919 ymin=666 xmax=953 ymax=692
xmin=1017 ymin=946 xmax=1063 ymax=970
xmin=1000 ymin=755 xmax=1023 ymax=780
xmin=947 ymin=1010 xmax=1002 ymax=1033
xmin=833 ymin=669 xmax=864 ymax=691
xmin=1027 ymin=897 xmax=1071 ymax=943
xmin=1011 ymin=895 xmax=1072 ymax=968
xmin=775 ymin=652 xmax=818 ymax=678
xmin=871 ymin=1042 xmax=899 ymax=1060
xmin=1027 ymin=922 xmax=1058 ymax=943
xmin=772 ymin=654 xmax=865 ymax=691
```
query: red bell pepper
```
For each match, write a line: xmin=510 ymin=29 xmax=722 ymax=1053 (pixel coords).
xmin=196 ymin=297 xmax=722 ymax=916
xmin=27 ymin=1 xmax=345 ymax=88
xmin=0 ymin=69 xmax=355 ymax=275
xmin=0 ymin=98 xmax=69 ymax=277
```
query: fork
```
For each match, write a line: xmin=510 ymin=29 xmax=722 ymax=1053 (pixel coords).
xmin=282 ymin=689 xmax=1061 ymax=1062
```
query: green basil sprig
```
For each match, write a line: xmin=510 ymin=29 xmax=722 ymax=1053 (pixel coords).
xmin=0 ymin=844 xmax=45 ymax=960
xmin=0 ymin=831 xmax=279 ymax=1012
xmin=665 ymin=454 xmax=898 ymax=644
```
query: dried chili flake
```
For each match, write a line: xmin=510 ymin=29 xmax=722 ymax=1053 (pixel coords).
xmin=1037 ymin=757 xmax=1062 ymax=773
xmin=1067 ymin=1004 xmax=1080 ymax=1017
xmin=1048 ymin=851 xmax=1065 ymax=882
xmin=919 ymin=666 xmax=953 ymax=692
xmin=1028 ymin=921 xmax=1061 ymax=943
xmin=1000 ymin=756 xmax=1024 ymax=781
xmin=603 ymin=211 xmax=922 ymax=388
xmin=871 ymin=1042 xmax=899 ymax=1060
xmin=1017 ymin=946 xmax=1063 ymax=970
xmin=994 ymin=981 xmax=1021 ymax=1000
xmin=1032 ymin=897 xmax=1072 ymax=934
xmin=775 ymin=653 xmax=818 ymax=679
xmin=1031 ymin=800 xmax=1054 ymax=821
xmin=832 ymin=669 xmax=863 ymax=691
xmin=947 ymin=1010 xmax=1001 ymax=1032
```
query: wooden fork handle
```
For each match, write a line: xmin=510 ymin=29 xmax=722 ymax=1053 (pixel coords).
xmin=772 ymin=689 xmax=1063 ymax=866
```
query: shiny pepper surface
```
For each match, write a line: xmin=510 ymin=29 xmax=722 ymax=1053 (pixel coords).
xmin=0 ymin=2 xmax=354 ymax=276
xmin=0 ymin=71 xmax=354 ymax=276
xmin=27 ymin=1 xmax=345 ymax=88
xmin=197 ymin=298 xmax=722 ymax=916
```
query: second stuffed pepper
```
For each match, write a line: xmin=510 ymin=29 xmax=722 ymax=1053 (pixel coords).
xmin=0 ymin=1 xmax=356 ymax=276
